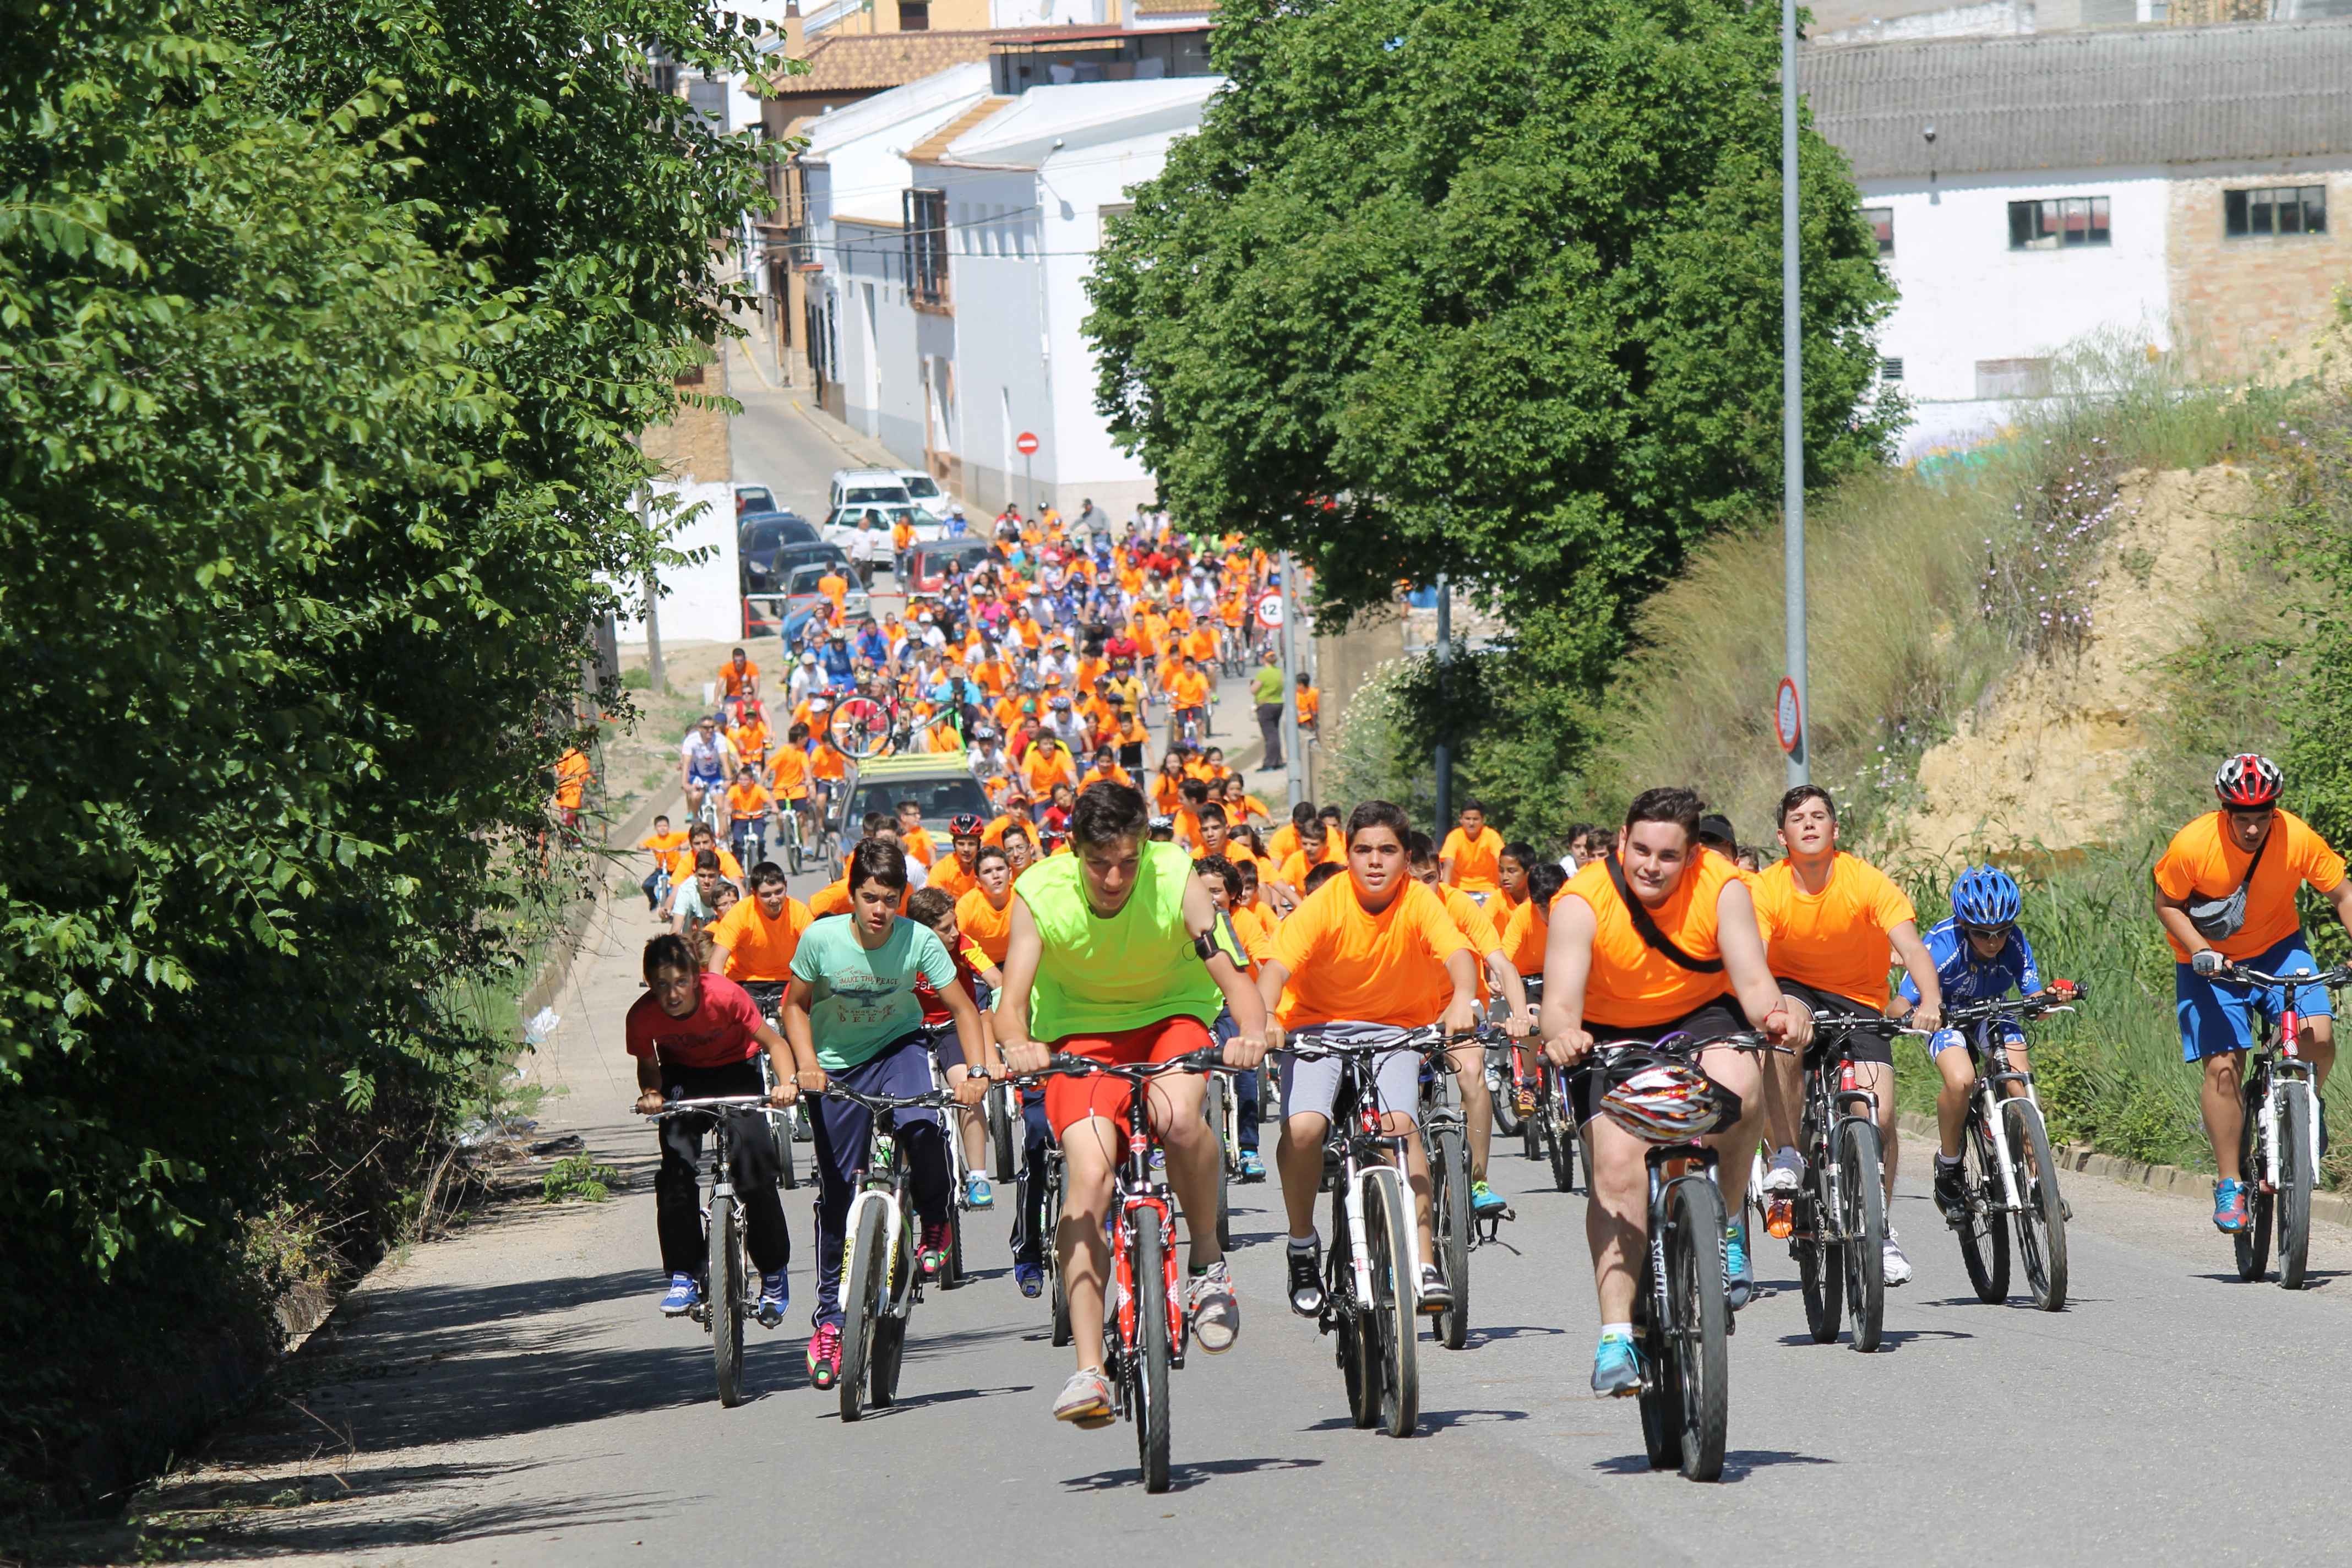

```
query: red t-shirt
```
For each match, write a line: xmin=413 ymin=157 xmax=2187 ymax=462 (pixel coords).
xmin=625 ymin=973 xmax=763 ymax=1071
xmin=914 ymin=943 xmax=984 ymax=1026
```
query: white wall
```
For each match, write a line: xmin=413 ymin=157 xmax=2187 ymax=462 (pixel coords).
xmin=1866 ymin=166 xmax=2173 ymax=405
xmin=614 ymin=482 xmax=741 ymax=647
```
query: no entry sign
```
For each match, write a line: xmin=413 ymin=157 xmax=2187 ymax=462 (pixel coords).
xmin=1015 ymin=431 xmax=1039 ymax=456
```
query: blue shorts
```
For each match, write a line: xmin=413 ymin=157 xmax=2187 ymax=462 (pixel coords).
xmin=2175 ymin=933 xmax=2333 ymax=1063
xmin=1926 ymin=1021 xmax=2026 ymax=1059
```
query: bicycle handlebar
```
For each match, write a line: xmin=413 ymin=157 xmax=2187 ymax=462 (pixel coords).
xmin=641 ymin=1094 xmax=774 ymax=1117
xmin=1284 ymin=1026 xmax=1499 ymax=1061
xmin=816 ymin=1084 xmax=957 ymax=1113
xmin=1939 ymin=987 xmax=2088 ymax=1028
xmin=2222 ymin=963 xmax=2352 ymax=992
xmin=1028 ymin=1046 xmax=1233 ymax=1081
xmin=1812 ymin=1011 xmax=1930 ymax=1038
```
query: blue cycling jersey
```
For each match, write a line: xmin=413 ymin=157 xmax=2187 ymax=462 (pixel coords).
xmin=1899 ymin=916 xmax=2043 ymax=1005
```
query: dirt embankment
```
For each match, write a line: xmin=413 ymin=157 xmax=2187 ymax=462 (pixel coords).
xmin=1900 ymin=464 xmax=2257 ymax=860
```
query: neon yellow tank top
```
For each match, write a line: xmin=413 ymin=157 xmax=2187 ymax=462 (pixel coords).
xmin=1019 ymin=840 xmax=1223 ymax=1039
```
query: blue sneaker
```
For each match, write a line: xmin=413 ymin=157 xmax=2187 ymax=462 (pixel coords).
xmin=1237 ymin=1150 xmax=1266 ymax=1183
xmin=1471 ymin=1179 xmax=1508 ymax=1218
xmin=660 ymin=1273 xmax=700 ymax=1317
xmin=756 ymin=1270 xmax=788 ymax=1328
xmin=2214 ymin=1179 xmax=2249 ymax=1233
xmin=1014 ymin=1261 xmax=1044 ymax=1298
xmin=965 ymin=1172 xmax=994 ymax=1210
xmin=1725 ymin=1221 xmax=1754 ymax=1311
xmin=1591 ymin=1332 xmax=1642 ymax=1398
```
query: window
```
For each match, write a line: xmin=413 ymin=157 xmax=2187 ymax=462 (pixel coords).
xmin=902 ymin=188 xmax=949 ymax=308
xmin=1976 ymin=357 xmax=2051 ymax=399
xmin=2007 ymin=196 xmax=2110 ymax=251
xmin=1864 ymin=206 xmax=1894 ymax=256
xmin=899 ymin=2 xmax=930 ymax=28
xmin=1879 ymin=356 xmax=1905 ymax=383
xmin=2225 ymin=186 xmax=2327 ymax=238
xmin=687 ymin=77 xmax=728 ymax=134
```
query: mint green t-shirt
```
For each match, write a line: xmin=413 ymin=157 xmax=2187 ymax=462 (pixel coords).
xmin=790 ymin=914 xmax=957 ymax=1071
xmin=1250 ymin=663 xmax=1284 ymax=705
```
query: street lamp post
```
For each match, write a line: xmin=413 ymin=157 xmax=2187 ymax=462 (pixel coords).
xmin=1782 ymin=0 xmax=1810 ymax=787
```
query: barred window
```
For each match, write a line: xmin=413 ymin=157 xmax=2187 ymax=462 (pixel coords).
xmin=903 ymin=188 xmax=949 ymax=308
xmin=2008 ymin=196 xmax=2110 ymax=252
xmin=2224 ymin=186 xmax=2326 ymax=238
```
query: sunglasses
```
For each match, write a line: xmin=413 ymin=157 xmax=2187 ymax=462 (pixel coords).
xmin=1958 ymin=923 xmax=2013 ymax=942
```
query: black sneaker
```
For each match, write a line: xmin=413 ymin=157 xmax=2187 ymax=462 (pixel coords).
xmin=1287 ymin=1238 xmax=1324 ymax=1317
xmin=1934 ymin=1161 xmax=1967 ymax=1224
xmin=1415 ymin=1264 xmax=1452 ymax=1316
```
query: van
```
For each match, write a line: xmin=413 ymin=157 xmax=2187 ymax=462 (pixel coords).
xmin=829 ymin=467 xmax=912 ymax=511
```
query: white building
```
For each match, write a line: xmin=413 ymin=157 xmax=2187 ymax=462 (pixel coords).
xmin=1809 ymin=21 xmax=2352 ymax=455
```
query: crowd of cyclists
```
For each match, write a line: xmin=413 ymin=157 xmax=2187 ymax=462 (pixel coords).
xmin=611 ymin=502 xmax=2352 ymax=1452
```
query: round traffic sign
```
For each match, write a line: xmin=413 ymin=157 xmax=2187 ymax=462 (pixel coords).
xmin=1774 ymin=677 xmax=1802 ymax=754
xmin=1254 ymin=592 xmax=1284 ymax=631
xmin=1015 ymin=431 xmax=1039 ymax=456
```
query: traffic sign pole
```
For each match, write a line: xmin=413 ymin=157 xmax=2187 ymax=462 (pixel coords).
xmin=1278 ymin=552 xmax=1303 ymax=808
xmin=1782 ymin=0 xmax=1809 ymax=786
xmin=1015 ymin=430 xmax=1039 ymax=518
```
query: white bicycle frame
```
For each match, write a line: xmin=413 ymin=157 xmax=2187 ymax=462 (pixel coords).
xmin=2257 ymin=1062 xmax=2321 ymax=1194
xmin=1966 ymin=1009 xmax=2061 ymax=1216
xmin=839 ymin=1183 xmax=910 ymax=1324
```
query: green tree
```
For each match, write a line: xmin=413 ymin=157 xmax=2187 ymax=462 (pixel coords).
xmin=1087 ymin=0 xmax=1897 ymax=834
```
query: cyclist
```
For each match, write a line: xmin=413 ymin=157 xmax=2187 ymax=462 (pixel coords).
xmin=1257 ymin=801 xmax=1480 ymax=1319
xmin=2153 ymin=754 xmax=2352 ymax=1232
xmin=717 ymin=646 xmax=760 ymax=719
xmin=1169 ymin=655 xmax=1212 ymax=750
xmin=725 ymin=765 xmax=774 ymax=866
xmin=1406 ymin=831 xmax=1532 ymax=1221
xmin=1495 ymin=840 xmax=1538 ymax=910
xmin=638 ymin=812 xmax=688 ymax=913
xmin=629 ymin=933 xmax=803 ymax=1325
xmin=679 ymin=715 xmax=734 ymax=834
xmin=1899 ymin=865 xmax=2061 ymax=1223
xmin=782 ymin=840 xmax=989 ymax=1390
xmin=727 ymin=703 xmax=770 ymax=783
xmin=1536 ymin=787 xmax=1810 ymax=1392
xmin=906 ymin=887 xmax=1003 ymax=1217
xmin=927 ymin=814 xmax=986 ymax=901
xmin=1439 ymin=798 xmax=1506 ymax=901
xmin=1195 ymin=853 xmax=1269 ymax=1182
xmin=1750 ymin=785 xmax=1942 ymax=1289
xmin=660 ymin=846 xmax=736 ymax=936
xmin=990 ymin=782 xmax=1268 ymax=1427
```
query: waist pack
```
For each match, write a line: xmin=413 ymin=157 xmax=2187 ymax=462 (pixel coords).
xmin=2184 ymin=827 xmax=2269 ymax=943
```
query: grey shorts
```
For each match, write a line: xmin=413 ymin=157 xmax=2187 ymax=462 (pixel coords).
xmin=1278 ymin=1022 xmax=1423 ymax=1124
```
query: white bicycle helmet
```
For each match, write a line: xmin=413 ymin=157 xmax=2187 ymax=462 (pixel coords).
xmin=1598 ymin=1058 xmax=1741 ymax=1142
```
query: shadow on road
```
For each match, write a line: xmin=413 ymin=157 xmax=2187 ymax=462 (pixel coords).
xmin=1771 ymin=1327 xmax=1974 ymax=1351
xmin=1059 ymin=1455 xmax=1324 ymax=1493
xmin=1594 ymin=1448 xmax=1834 ymax=1482
xmin=1458 ymin=1324 xmax=1567 ymax=1348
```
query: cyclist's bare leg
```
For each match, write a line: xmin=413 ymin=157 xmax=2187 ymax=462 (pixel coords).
xmin=2202 ymin=1049 xmax=2248 ymax=1181
xmin=2301 ymin=1014 xmax=2335 ymax=1094
xmin=1853 ymin=1059 xmax=1900 ymax=1203
xmin=1933 ymin=1044 xmax=1976 ymax=1158
xmin=1698 ymin=1043 xmax=1764 ymax=1219
xmin=1760 ymin=1041 xmax=1804 ymax=1157
xmin=1057 ymin=1116 xmax=1124 ymax=1373
xmin=1275 ymin=1112 xmax=1330 ymax=1238
xmin=1584 ymin=1115 xmax=1651 ymax=1322
xmin=1447 ymin=1041 xmax=1494 ymax=1185
xmin=1145 ymin=1074 xmax=1223 ymax=1270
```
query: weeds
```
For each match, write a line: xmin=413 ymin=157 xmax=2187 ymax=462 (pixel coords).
xmin=541 ymin=1156 xmax=622 ymax=1203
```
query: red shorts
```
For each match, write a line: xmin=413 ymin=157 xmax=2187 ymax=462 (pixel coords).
xmin=1043 ymin=1015 xmax=1213 ymax=1141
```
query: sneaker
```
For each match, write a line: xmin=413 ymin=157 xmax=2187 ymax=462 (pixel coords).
xmin=659 ymin=1273 xmax=700 ymax=1317
xmin=1591 ymin=1332 xmax=1642 ymax=1398
xmin=1416 ymin=1263 xmax=1452 ymax=1315
xmin=1237 ymin=1150 xmax=1266 ymax=1183
xmin=1187 ymin=1261 xmax=1240 ymax=1352
xmin=1470 ymin=1179 xmax=1509 ymax=1218
xmin=1513 ymin=1087 xmax=1538 ymax=1117
xmin=1286 ymin=1237 xmax=1325 ymax=1317
xmin=1053 ymin=1366 xmax=1115 ymax=1428
xmin=1724 ymin=1221 xmax=1754 ymax=1311
xmin=1150 ymin=1147 xmax=1167 ymax=1172
xmin=756 ymin=1271 xmax=788 ymax=1328
xmin=1014 ymin=1261 xmax=1044 ymax=1299
xmin=964 ymin=1172 xmax=994 ymax=1210
xmin=918 ymin=1219 xmax=953 ymax=1279
xmin=1881 ymin=1230 xmax=1913 ymax=1287
xmin=806 ymin=1321 xmax=843 ymax=1389
xmin=1934 ymin=1160 xmax=1968 ymax=1224
xmin=1762 ymin=1146 xmax=1804 ymax=1196
xmin=2214 ymin=1178 xmax=2249 ymax=1233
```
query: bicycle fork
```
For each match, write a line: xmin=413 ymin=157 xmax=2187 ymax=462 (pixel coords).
xmin=840 ymin=1182 xmax=907 ymax=1319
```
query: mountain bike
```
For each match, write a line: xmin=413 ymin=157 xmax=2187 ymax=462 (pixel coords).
xmin=825 ymin=1081 xmax=957 ymax=1422
xmin=1511 ymin=979 xmax=1577 ymax=1195
xmin=830 ymin=692 xmax=905 ymax=760
xmin=1417 ymin=1024 xmax=1506 ymax=1351
xmin=1031 ymin=1049 xmax=1232 ymax=1493
xmin=640 ymin=1094 xmax=773 ymax=1408
xmin=924 ymin=1035 xmax=973 ymax=1291
xmin=2218 ymin=963 xmax=2346 ymax=1290
xmin=741 ymin=983 xmax=798 ymax=1191
xmin=776 ymin=797 xmax=808 ymax=876
xmin=1937 ymin=989 xmax=2079 ymax=1310
xmin=1285 ymin=1032 xmax=1432 ymax=1439
xmin=730 ymin=807 xmax=770 ymax=872
xmin=1204 ymin=1059 xmax=1240 ymax=1250
xmin=1792 ymin=1014 xmax=1913 ymax=1353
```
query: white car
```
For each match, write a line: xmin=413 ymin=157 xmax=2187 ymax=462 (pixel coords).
xmin=829 ymin=467 xmax=912 ymax=512
xmin=894 ymin=469 xmax=950 ymax=511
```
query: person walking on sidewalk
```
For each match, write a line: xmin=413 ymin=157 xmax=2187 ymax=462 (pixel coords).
xmin=1251 ymin=647 xmax=1286 ymax=773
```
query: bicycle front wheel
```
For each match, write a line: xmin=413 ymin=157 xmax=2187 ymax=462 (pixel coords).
xmin=1837 ymin=1120 xmax=1886 ymax=1353
xmin=2278 ymin=1086 xmax=2314 ymax=1291
xmin=1332 ymin=1186 xmax=1376 ymax=1429
xmin=1546 ymin=1103 xmax=1577 ymax=1193
xmin=989 ymin=1089 xmax=1016 ymax=1184
xmin=2235 ymin=1084 xmax=2274 ymax=1283
xmin=838 ymin=1199 xmax=888 ymax=1422
xmin=2004 ymin=1098 xmax=2068 ymax=1309
xmin=1131 ymin=1208 xmax=1173 ymax=1493
xmin=709 ymin=1193 xmax=744 ymax=1408
xmin=1205 ymin=1086 xmax=1232 ymax=1251
xmin=1047 ymin=1172 xmax=1072 ymax=1348
xmin=1363 ymin=1168 xmax=1419 ymax=1438
xmin=1956 ymin=1117 xmax=2011 ymax=1304
xmin=1665 ymin=1177 xmax=1729 ymax=1482
xmin=1429 ymin=1124 xmax=1471 ymax=1352
xmin=1797 ymin=1142 xmax=1844 ymax=1344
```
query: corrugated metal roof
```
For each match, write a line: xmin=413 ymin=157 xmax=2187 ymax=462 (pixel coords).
xmin=1808 ymin=20 xmax=2352 ymax=177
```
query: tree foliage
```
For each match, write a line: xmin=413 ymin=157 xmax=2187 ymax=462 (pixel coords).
xmin=1087 ymin=0 xmax=1899 ymax=830
xmin=0 ymin=0 xmax=767 ymax=1508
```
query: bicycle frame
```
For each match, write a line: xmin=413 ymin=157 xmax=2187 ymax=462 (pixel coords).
xmin=2237 ymin=974 xmax=2326 ymax=1196
xmin=642 ymin=1095 xmax=768 ymax=1328
xmin=1109 ymin=1072 xmax=1189 ymax=1377
xmin=1642 ymin=1141 xmax=1723 ymax=1342
xmin=1800 ymin=1033 xmax=1882 ymax=1249
xmin=1306 ymin=1043 xmax=1432 ymax=1319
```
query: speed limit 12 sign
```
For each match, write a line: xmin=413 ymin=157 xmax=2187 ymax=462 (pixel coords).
xmin=1254 ymin=592 xmax=1283 ymax=631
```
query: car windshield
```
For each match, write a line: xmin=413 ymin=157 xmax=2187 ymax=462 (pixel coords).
xmin=922 ymin=541 xmax=989 ymax=568
xmin=784 ymin=565 xmax=832 ymax=595
xmin=842 ymin=485 xmax=910 ymax=506
xmin=848 ymin=775 xmax=990 ymax=831
xmin=900 ymin=475 xmax=943 ymax=501
xmin=743 ymin=517 xmax=812 ymax=549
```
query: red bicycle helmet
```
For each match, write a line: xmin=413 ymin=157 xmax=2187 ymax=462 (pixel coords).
xmin=2215 ymin=753 xmax=2283 ymax=808
xmin=949 ymin=813 xmax=986 ymax=837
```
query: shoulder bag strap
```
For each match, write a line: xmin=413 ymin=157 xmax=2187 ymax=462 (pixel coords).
xmin=1604 ymin=851 xmax=1724 ymax=974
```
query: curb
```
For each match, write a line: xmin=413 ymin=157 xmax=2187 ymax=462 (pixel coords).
xmin=1893 ymin=1112 xmax=2352 ymax=1229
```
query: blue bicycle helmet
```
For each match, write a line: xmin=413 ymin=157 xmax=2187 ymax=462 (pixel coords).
xmin=1950 ymin=865 xmax=2022 ymax=929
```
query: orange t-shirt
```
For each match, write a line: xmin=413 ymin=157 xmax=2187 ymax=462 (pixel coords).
xmin=1438 ymin=881 xmax=1505 ymax=1000
xmin=955 ymin=886 xmax=1017 ymax=965
xmin=810 ymin=743 xmax=847 ymax=782
xmin=1500 ymin=896 xmax=1548 ymax=977
xmin=901 ymin=826 xmax=941 ymax=867
xmin=717 ymin=660 xmax=759 ymax=698
xmin=1751 ymin=852 xmax=1916 ymax=1009
xmin=1554 ymin=850 xmax=1745 ymax=1028
xmin=770 ymin=748 xmax=810 ymax=802
xmin=2153 ymin=809 xmax=2348 ymax=961
xmin=553 ymin=748 xmax=591 ymax=809
xmin=711 ymin=894 xmax=813 ymax=982
xmin=1296 ymin=686 xmax=1321 ymax=726
xmin=807 ymin=880 xmax=907 ymax=918
xmin=726 ymin=781 xmax=772 ymax=821
xmin=1170 ymin=669 xmax=1211 ymax=709
xmin=666 ymin=844 xmax=743 ymax=883
xmin=1081 ymin=764 xmax=1132 ymax=791
xmin=1268 ymin=823 xmax=1303 ymax=863
xmin=1441 ymin=825 xmax=1506 ymax=895
xmin=1277 ymin=837 xmax=1345 ymax=889
xmin=1271 ymin=876 xmax=1472 ymax=1029
xmin=640 ymin=828 xmax=689 ymax=861
xmin=928 ymin=854 xmax=978 ymax=900
xmin=1228 ymin=902 xmax=1276 ymax=969
xmin=1024 ymin=747 xmax=1078 ymax=796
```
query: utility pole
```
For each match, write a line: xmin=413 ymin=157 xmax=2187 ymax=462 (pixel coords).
xmin=1278 ymin=552 xmax=1303 ymax=809
xmin=1781 ymin=0 xmax=1810 ymax=787
xmin=638 ymin=483 xmax=667 ymax=694
xmin=1433 ymin=573 xmax=1451 ymax=833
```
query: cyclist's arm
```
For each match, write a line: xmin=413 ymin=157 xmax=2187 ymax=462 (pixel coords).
xmin=1439 ymin=854 xmax=1457 ymax=885
xmin=2324 ymin=874 xmax=2352 ymax=934
xmin=1439 ymin=946 xmax=1479 ymax=1036
xmin=2151 ymin=880 xmax=2208 ymax=964
xmin=1484 ymin=948 xmax=1530 ymax=1030
xmin=1537 ymin=894 xmax=1592 ymax=1057
xmin=1716 ymin=880 xmax=1810 ymax=1049
xmin=749 ymin=1014 xmax=801 ymax=1104
xmin=705 ymin=935 xmax=731 ymax=974
xmin=1888 ymin=919 xmax=1943 ymax=1032
xmin=1182 ymin=870 xmax=1268 ymax=1057
xmin=993 ymin=900 xmax=1046 ymax=1073
xmin=938 ymin=968 xmax=990 ymax=1076
xmin=779 ymin=975 xmax=826 ymax=1090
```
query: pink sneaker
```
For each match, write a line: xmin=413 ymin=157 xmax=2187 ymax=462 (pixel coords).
xmin=807 ymin=1321 xmax=843 ymax=1388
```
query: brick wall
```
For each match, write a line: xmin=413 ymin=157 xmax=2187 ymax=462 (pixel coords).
xmin=641 ymin=343 xmax=733 ymax=484
xmin=2167 ymin=165 xmax=2352 ymax=380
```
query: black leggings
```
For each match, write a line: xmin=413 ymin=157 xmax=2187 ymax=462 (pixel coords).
xmin=655 ymin=1060 xmax=790 ymax=1277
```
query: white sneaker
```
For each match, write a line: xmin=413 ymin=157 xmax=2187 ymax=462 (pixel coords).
xmin=1762 ymin=1146 xmax=1803 ymax=1196
xmin=1881 ymin=1230 xmax=1913 ymax=1287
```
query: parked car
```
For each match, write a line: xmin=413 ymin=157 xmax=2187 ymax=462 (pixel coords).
xmin=905 ymin=536 xmax=993 ymax=595
xmin=777 ymin=561 xmax=869 ymax=642
xmin=839 ymin=751 xmax=990 ymax=843
xmin=738 ymin=510 xmax=820 ymax=592
xmin=894 ymin=469 xmax=949 ymax=511
xmin=828 ymin=467 xmax=912 ymax=511
xmin=734 ymin=482 xmax=778 ymax=516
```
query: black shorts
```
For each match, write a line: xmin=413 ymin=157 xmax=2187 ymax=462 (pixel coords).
xmin=1776 ymin=980 xmax=1893 ymax=1067
xmin=1572 ymin=995 xmax=1748 ymax=1126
